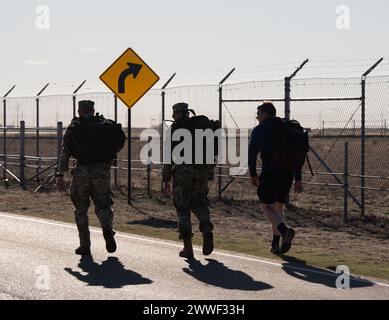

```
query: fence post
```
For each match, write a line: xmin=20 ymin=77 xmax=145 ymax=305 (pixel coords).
xmin=2 ymin=85 xmax=15 ymax=183
xmin=19 ymin=121 xmax=26 ymax=190
xmin=72 ymin=96 xmax=76 ymax=119
xmin=218 ymin=68 xmax=235 ymax=200
xmin=218 ymin=84 xmax=223 ymax=200
xmin=343 ymin=141 xmax=349 ymax=223
xmin=57 ymin=122 xmax=63 ymax=162
xmin=2 ymin=98 xmax=5 ymax=182
xmin=36 ymin=96 xmax=40 ymax=183
xmin=360 ymin=77 xmax=366 ymax=217
xmin=72 ymin=80 xmax=86 ymax=118
xmin=35 ymin=83 xmax=49 ymax=184
xmin=360 ymin=58 xmax=383 ymax=217
xmin=161 ymin=90 xmax=165 ymax=193
xmin=161 ymin=73 xmax=176 ymax=192
xmin=284 ymin=59 xmax=309 ymax=121
xmin=284 ymin=77 xmax=291 ymax=121
xmin=284 ymin=59 xmax=309 ymax=209
xmin=147 ymin=136 xmax=152 ymax=197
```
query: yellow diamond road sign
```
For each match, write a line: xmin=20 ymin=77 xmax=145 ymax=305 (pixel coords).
xmin=100 ymin=48 xmax=160 ymax=109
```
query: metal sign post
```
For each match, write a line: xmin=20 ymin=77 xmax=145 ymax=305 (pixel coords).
xmin=100 ymin=48 xmax=160 ymax=205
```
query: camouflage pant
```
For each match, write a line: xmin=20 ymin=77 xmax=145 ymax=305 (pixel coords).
xmin=70 ymin=162 xmax=114 ymax=247
xmin=173 ymin=165 xmax=214 ymax=239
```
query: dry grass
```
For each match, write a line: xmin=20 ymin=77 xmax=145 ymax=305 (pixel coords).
xmin=0 ymin=185 xmax=388 ymax=280
xmin=1 ymin=133 xmax=389 ymax=280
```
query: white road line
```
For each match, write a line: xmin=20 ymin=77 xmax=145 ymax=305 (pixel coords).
xmin=0 ymin=211 xmax=388 ymax=289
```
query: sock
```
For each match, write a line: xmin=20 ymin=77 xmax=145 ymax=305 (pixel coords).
xmin=272 ymin=235 xmax=280 ymax=246
xmin=277 ymin=223 xmax=288 ymax=236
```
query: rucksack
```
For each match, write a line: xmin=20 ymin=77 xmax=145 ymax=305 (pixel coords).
xmin=65 ymin=113 xmax=125 ymax=163
xmin=270 ymin=117 xmax=313 ymax=175
xmin=172 ymin=115 xmax=221 ymax=165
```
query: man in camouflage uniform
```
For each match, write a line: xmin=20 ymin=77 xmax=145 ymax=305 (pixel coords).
xmin=162 ymin=102 xmax=215 ymax=259
xmin=56 ymin=100 xmax=123 ymax=256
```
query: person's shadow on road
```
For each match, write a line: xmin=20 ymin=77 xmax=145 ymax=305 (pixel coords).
xmin=65 ymin=256 xmax=153 ymax=288
xmin=183 ymin=258 xmax=273 ymax=291
xmin=280 ymin=255 xmax=374 ymax=289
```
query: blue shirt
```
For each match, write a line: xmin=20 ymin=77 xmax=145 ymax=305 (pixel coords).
xmin=248 ymin=117 xmax=302 ymax=181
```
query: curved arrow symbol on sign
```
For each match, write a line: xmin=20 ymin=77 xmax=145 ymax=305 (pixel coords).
xmin=118 ymin=63 xmax=143 ymax=94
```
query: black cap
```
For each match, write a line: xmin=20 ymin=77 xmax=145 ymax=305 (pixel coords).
xmin=172 ymin=102 xmax=189 ymax=112
xmin=78 ymin=100 xmax=95 ymax=112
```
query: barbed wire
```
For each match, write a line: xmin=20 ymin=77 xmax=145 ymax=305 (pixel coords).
xmin=1 ymin=59 xmax=387 ymax=95
xmin=309 ymin=58 xmax=379 ymax=63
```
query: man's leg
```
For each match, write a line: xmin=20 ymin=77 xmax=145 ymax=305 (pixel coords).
xmin=191 ymin=167 xmax=214 ymax=256
xmin=90 ymin=163 xmax=116 ymax=253
xmin=261 ymin=203 xmax=284 ymax=231
xmin=176 ymin=208 xmax=194 ymax=258
xmin=173 ymin=167 xmax=194 ymax=258
xmin=261 ymin=203 xmax=294 ymax=254
xmin=274 ymin=202 xmax=285 ymax=220
xmin=70 ymin=166 xmax=92 ymax=255
xmin=271 ymin=202 xmax=286 ymax=253
xmin=273 ymin=202 xmax=285 ymax=237
xmin=258 ymin=172 xmax=284 ymax=254
xmin=276 ymin=175 xmax=296 ymax=254
xmin=259 ymin=181 xmax=283 ymax=254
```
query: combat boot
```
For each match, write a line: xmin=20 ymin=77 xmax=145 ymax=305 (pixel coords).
xmin=103 ymin=229 xmax=117 ymax=253
xmin=75 ymin=246 xmax=91 ymax=256
xmin=179 ymin=237 xmax=194 ymax=259
xmin=202 ymin=231 xmax=214 ymax=256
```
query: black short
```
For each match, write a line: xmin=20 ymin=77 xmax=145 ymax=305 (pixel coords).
xmin=257 ymin=171 xmax=294 ymax=204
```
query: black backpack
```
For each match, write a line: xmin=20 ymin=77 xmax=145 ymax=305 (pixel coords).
xmin=270 ymin=117 xmax=313 ymax=175
xmin=172 ymin=115 xmax=221 ymax=164
xmin=65 ymin=113 xmax=125 ymax=163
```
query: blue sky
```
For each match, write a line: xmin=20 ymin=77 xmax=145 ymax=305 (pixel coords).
xmin=0 ymin=0 xmax=388 ymax=94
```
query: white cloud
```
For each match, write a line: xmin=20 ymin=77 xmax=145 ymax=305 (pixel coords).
xmin=25 ymin=60 xmax=48 ymax=66
xmin=80 ymin=48 xmax=101 ymax=52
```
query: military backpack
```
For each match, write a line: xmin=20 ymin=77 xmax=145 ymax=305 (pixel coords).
xmin=65 ymin=113 xmax=125 ymax=163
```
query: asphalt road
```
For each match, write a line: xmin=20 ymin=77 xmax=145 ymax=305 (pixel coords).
xmin=0 ymin=212 xmax=388 ymax=300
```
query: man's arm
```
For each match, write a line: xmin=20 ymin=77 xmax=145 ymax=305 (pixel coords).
xmin=248 ymin=126 xmax=261 ymax=177
xmin=294 ymin=168 xmax=302 ymax=182
xmin=56 ymin=128 xmax=72 ymax=191
xmin=57 ymin=126 xmax=72 ymax=174
xmin=57 ymin=146 xmax=71 ymax=175
xmin=162 ymin=126 xmax=173 ymax=197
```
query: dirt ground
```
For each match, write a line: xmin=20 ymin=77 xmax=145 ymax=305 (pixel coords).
xmin=2 ymin=135 xmax=388 ymax=217
xmin=1 ymin=133 xmax=388 ymax=280
xmin=0 ymin=184 xmax=388 ymax=281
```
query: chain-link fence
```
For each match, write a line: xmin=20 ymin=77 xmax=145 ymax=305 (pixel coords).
xmin=1 ymin=60 xmax=388 ymax=219
xmin=217 ymin=71 xmax=388 ymax=219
